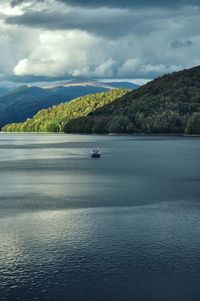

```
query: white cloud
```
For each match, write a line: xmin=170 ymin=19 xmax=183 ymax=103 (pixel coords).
xmin=14 ymin=30 xmax=104 ymax=76
xmin=118 ymin=58 xmax=142 ymax=77
xmin=12 ymin=22 xmax=200 ymax=79
xmin=140 ymin=64 xmax=182 ymax=75
xmin=0 ymin=1 xmax=24 ymax=16
xmin=0 ymin=0 xmax=200 ymax=83
xmin=14 ymin=30 xmax=123 ymax=78
xmin=118 ymin=59 xmax=181 ymax=77
xmin=0 ymin=23 xmax=41 ymax=77
xmin=93 ymin=58 xmax=116 ymax=77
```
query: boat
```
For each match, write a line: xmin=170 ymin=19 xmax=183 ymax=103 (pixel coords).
xmin=90 ymin=148 xmax=101 ymax=158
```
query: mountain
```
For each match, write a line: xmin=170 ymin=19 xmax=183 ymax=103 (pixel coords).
xmin=63 ymin=65 xmax=200 ymax=134
xmin=0 ymin=86 xmax=56 ymax=128
xmin=0 ymin=80 xmax=137 ymax=128
xmin=102 ymin=82 xmax=139 ymax=89
xmin=2 ymin=89 xmax=128 ymax=132
xmin=8 ymin=85 xmax=32 ymax=94
xmin=46 ymin=80 xmax=114 ymax=89
xmin=5 ymin=65 xmax=200 ymax=135
xmin=0 ymin=83 xmax=108 ymax=128
xmin=46 ymin=80 xmax=139 ymax=91
xmin=47 ymin=83 xmax=110 ymax=97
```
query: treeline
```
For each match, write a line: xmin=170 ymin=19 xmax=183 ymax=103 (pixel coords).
xmin=2 ymin=65 xmax=200 ymax=134
xmin=64 ymin=112 xmax=200 ymax=134
xmin=64 ymin=65 xmax=200 ymax=134
xmin=2 ymin=89 xmax=128 ymax=133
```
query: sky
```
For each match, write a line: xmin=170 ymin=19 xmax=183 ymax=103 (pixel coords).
xmin=0 ymin=0 xmax=200 ymax=87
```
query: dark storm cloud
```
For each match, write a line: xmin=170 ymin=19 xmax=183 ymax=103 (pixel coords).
xmin=3 ymin=0 xmax=200 ymax=81
xmin=5 ymin=74 xmax=70 ymax=83
xmin=10 ymin=0 xmax=44 ymax=6
xmin=10 ymin=0 xmax=24 ymax=5
xmin=171 ymin=40 xmax=193 ymax=48
xmin=10 ymin=0 xmax=200 ymax=8
xmin=7 ymin=0 xmax=200 ymax=39
xmin=6 ymin=9 xmax=153 ymax=38
xmin=7 ymin=0 xmax=200 ymax=38
xmin=61 ymin=0 xmax=200 ymax=8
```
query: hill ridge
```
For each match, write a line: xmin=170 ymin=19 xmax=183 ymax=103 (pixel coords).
xmin=2 ymin=65 xmax=200 ymax=134
xmin=2 ymin=89 xmax=128 ymax=133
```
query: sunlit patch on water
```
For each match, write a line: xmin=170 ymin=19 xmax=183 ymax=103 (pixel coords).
xmin=0 ymin=134 xmax=200 ymax=301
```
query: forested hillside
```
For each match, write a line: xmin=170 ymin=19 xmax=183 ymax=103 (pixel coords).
xmin=2 ymin=89 xmax=128 ymax=132
xmin=64 ymin=65 xmax=200 ymax=134
xmin=0 ymin=83 xmax=111 ymax=128
xmin=2 ymin=65 xmax=200 ymax=134
xmin=0 ymin=80 xmax=138 ymax=128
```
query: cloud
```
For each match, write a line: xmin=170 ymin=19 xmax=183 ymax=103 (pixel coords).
xmin=5 ymin=1 xmax=200 ymax=40
xmin=12 ymin=25 xmax=199 ymax=79
xmin=10 ymin=0 xmax=200 ymax=8
xmin=171 ymin=39 xmax=193 ymax=48
xmin=118 ymin=59 xmax=142 ymax=77
xmin=117 ymin=59 xmax=181 ymax=78
xmin=14 ymin=30 xmax=109 ymax=77
xmin=0 ymin=19 xmax=41 ymax=78
xmin=5 ymin=8 xmax=132 ymax=36
xmin=0 ymin=0 xmax=200 ymax=83
xmin=10 ymin=0 xmax=43 ymax=7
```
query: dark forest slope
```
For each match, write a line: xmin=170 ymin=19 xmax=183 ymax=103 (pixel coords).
xmin=2 ymin=65 xmax=200 ymax=134
xmin=64 ymin=65 xmax=200 ymax=134
xmin=2 ymin=89 xmax=128 ymax=132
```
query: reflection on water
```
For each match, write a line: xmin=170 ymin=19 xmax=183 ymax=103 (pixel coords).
xmin=0 ymin=134 xmax=200 ymax=301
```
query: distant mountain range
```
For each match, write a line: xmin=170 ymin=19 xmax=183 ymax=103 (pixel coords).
xmin=0 ymin=80 xmax=138 ymax=128
xmin=44 ymin=80 xmax=139 ymax=90
xmin=3 ymin=65 xmax=200 ymax=134
xmin=2 ymin=89 xmax=128 ymax=133
xmin=64 ymin=65 xmax=200 ymax=134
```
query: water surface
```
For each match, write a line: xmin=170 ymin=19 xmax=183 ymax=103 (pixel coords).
xmin=0 ymin=134 xmax=200 ymax=301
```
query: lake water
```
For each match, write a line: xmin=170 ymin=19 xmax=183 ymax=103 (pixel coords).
xmin=0 ymin=134 xmax=200 ymax=301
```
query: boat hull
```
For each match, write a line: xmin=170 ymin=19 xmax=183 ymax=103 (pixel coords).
xmin=91 ymin=153 xmax=101 ymax=158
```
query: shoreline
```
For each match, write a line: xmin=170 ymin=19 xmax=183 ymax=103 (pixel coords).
xmin=0 ymin=131 xmax=200 ymax=137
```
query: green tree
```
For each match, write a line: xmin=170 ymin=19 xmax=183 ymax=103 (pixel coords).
xmin=108 ymin=116 xmax=130 ymax=133
xmin=92 ymin=117 xmax=110 ymax=133
xmin=185 ymin=112 xmax=200 ymax=134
